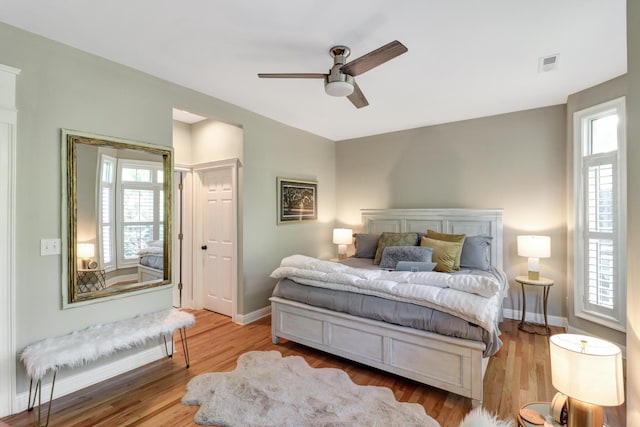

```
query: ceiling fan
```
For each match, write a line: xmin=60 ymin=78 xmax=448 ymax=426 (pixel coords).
xmin=258 ymin=40 xmax=408 ymax=108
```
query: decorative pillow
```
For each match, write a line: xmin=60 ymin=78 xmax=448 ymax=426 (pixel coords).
xmin=460 ymin=235 xmax=493 ymax=271
xmin=379 ymin=246 xmax=434 ymax=269
xmin=426 ymin=230 xmax=466 ymax=270
xmin=395 ymin=261 xmax=437 ymax=272
xmin=373 ymin=232 xmax=420 ymax=265
xmin=420 ymin=236 xmax=463 ymax=273
xmin=353 ymin=233 xmax=380 ymax=259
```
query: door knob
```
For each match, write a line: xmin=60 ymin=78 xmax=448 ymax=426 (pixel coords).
xmin=201 ymin=245 xmax=207 ymax=250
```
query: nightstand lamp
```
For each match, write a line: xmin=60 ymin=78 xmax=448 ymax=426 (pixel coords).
xmin=550 ymin=334 xmax=624 ymax=427
xmin=77 ymin=243 xmax=95 ymax=269
xmin=517 ymin=235 xmax=550 ymax=280
xmin=332 ymin=228 xmax=352 ymax=260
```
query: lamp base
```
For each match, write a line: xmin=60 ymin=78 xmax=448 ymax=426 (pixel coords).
xmin=337 ymin=244 xmax=347 ymax=260
xmin=527 ymin=270 xmax=540 ymax=280
xmin=567 ymin=397 xmax=604 ymax=427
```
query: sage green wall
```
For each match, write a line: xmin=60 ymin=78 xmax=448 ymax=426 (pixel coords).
xmin=0 ymin=21 xmax=334 ymax=393
xmin=335 ymin=105 xmax=568 ymax=320
xmin=626 ymin=0 xmax=639 ymax=423
xmin=565 ymin=75 xmax=627 ymax=348
xmin=191 ymin=119 xmax=243 ymax=162
xmin=172 ymin=120 xmax=193 ymax=165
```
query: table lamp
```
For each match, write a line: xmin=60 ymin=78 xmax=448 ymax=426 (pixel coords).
xmin=332 ymin=228 xmax=352 ymax=260
xmin=549 ymin=334 xmax=624 ymax=427
xmin=77 ymin=243 xmax=95 ymax=269
xmin=517 ymin=235 xmax=550 ymax=280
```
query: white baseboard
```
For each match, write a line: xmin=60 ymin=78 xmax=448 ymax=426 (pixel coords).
xmin=14 ymin=345 xmax=167 ymax=413
xmin=235 ymin=306 xmax=270 ymax=325
xmin=502 ymin=308 xmax=567 ymax=328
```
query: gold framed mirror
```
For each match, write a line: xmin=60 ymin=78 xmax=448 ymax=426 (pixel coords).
xmin=62 ymin=130 xmax=172 ymax=305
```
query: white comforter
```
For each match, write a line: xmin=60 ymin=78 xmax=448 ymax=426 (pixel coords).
xmin=270 ymin=255 xmax=504 ymax=333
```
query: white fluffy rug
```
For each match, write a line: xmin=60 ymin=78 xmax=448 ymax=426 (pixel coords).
xmin=182 ymin=350 xmax=440 ymax=427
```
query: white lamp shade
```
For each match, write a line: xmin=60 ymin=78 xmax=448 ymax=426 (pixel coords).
xmin=77 ymin=243 xmax=95 ymax=258
xmin=517 ymin=235 xmax=551 ymax=258
xmin=550 ymin=334 xmax=624 ymax=406
xmin=333 ymin=228 xmax=353 ymax=245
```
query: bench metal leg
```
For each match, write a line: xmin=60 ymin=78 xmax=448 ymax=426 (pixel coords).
xmin=179 ymin=327 xmax=190 ymax=368
xmin=27 ymin=371 xmax=57 ymax=427
xmin=162 ymin=334 xmax=174 ymax=359
xmin=162 ymin=328 xmax=190 ymax=368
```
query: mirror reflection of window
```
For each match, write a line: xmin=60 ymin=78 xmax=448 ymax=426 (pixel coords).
xmin=98 ymin=158 xmax=164 ymax=271
xmin=99 ymin=154 xmax=116 ymax=271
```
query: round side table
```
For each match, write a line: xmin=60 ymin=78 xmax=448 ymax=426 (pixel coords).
xmin=515 ymin=275 xmax=554 ymax=336
xmin=517 ymin=401 xmax=561 ymax=427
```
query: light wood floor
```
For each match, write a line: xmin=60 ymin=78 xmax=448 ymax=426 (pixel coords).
xmin=2 ymin=310 xmax=626 ymax=427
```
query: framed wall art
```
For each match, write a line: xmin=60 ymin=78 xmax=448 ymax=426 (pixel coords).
xmin=277 ymin=177 xmax=318 ymax=224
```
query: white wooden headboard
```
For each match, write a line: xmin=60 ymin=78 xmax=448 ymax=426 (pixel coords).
xmin=361 ymin=208 xmax=504 ymax=270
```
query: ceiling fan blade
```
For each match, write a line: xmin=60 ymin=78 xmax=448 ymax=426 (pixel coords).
xmin=257 ymin=73 xmax=327 ymax=79
xmin=347 ymin=82 xmax=369 ymax=108
xmin=340 ymin=40 xmax=408 ymax=77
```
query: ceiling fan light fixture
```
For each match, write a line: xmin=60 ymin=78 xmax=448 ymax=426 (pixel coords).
xmin=324 ymin=80 xmax=354 ymax=97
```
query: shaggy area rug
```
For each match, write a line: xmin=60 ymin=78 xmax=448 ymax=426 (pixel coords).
xmin=182 ymin=350 xmax=440 ymax=427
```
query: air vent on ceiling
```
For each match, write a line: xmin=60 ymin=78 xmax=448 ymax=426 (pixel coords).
xmin=539 ymin=54 xmax=559 ymax=72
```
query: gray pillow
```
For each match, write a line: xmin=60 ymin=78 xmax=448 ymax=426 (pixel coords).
xmin=380 ymin=246 xmax=434 ymax=269
xmin=374 ymin=232 xmax=420 ymax=264
xmin=460 ymin=235 xmax=493 ymax=270
xmin=353 ymin=233 xmax=380 ymax=258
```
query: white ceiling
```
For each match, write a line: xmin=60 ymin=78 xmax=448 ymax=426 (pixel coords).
xmin=0 ymin=0 xmax=627 ymax=141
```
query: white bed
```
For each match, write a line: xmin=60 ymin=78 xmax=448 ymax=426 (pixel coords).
xmin=137 ymin=244 xmax=164 ymax=282
xmin=270 ymin=208 xmax=504 ymax=404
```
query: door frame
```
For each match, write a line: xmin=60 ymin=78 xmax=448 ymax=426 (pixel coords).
xmin=192 ymin=158 xmax=239 ymax=323
xmin=0 ymin=64 xmax=20 ymax=416
xmin=173 ymin=167 xmax=194 ymax=308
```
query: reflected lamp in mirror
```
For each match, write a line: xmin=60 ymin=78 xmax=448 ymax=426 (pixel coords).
xmin=549 ymin=334 xmax=624 ymax=427
xmin=77 ymin=243 xmax=95 ymax=269
xmin=517 ymin=235 xmax=550 ymax=280
xmin=333 ymin=228 xmax=352 ymax=260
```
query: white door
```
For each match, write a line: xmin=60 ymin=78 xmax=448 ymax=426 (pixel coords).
xmin=200 ymin=166 xmax=234 ymax=316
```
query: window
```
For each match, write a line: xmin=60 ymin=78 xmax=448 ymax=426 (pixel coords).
xmin=98 ymin=154 xmax=116 ymax=271
xmin=98 ymin=157 xmax=164 ymax=270
xmin=573 ymin=97 xmax=626 ymax=331
xmin=116 ymin=160 xmax=164 ymax=268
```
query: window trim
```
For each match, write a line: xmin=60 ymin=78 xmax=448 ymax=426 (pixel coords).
xmin=115 ymin=159 xmax=164 ymax=269
xmin=98 ymin=153 xmax=116 ymax=272
xmin=573 ymin=96 xmax=627 ymax=332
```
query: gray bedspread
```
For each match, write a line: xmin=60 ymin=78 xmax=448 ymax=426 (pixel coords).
xmin=272 ymin=258 xmax=504 ymax=357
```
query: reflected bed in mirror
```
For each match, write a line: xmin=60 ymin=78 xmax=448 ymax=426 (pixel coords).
xmin=62 ymin=129 xmax=172 ymax=306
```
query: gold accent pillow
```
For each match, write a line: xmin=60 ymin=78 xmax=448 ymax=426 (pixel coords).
xmin=426 ymin=230 xmax=466 ymax=270
xmin=420 ymin=236 xmax=463 ymax=273
xmin=373 ymin=232 xmax=419 ymax=265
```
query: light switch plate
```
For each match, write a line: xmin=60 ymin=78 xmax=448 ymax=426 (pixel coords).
xmin=41 ymin=238 xmax=61 ymax=256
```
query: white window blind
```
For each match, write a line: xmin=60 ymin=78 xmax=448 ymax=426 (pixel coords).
xmin=115 ymin=160 xmax=164 ymax=268
xmin=98 ymin=154 xmax=116 ymax=271
xmin=573 ymin=97 xmax=626 ymax=331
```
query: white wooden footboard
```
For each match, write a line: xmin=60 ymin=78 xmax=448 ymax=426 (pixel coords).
xmin=138 ymin=264 xmax=164 ymax=282
xmin=270 ymin=296 xmax=488 ymax=402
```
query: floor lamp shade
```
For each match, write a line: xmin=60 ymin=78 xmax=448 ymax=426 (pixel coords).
xmin=517 ymin=235 xmax=550 ymax=280
xmin=333 ymin=228 xmax=352 ymax=260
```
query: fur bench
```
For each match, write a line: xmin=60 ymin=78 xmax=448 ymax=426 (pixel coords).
xmin=20 ymin=308 xmax=195 ymax=426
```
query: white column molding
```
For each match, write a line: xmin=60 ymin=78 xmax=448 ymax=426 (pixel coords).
xmin=0 ymin=63 xmax=20 ymax=417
